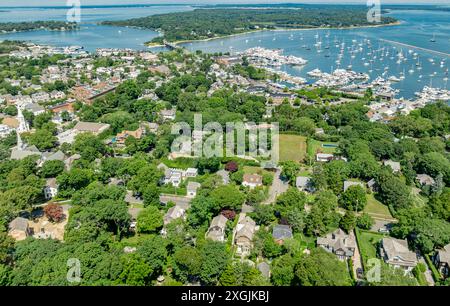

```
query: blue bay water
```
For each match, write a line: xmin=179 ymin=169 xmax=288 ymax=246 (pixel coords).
xmin=0 ymin=6 xmax=448 ymax=99
xmin=0 ymin=5 xmax=194 ymax=51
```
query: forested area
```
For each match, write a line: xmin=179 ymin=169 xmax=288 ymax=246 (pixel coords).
xmin=103 ymin=8 xmax=398 ymax=43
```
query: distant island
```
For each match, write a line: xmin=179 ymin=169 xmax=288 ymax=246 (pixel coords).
xmin=102 ymin=8 xmax=398 ymax=45
xmin=0 ymin=21 xmax=79 ymax=34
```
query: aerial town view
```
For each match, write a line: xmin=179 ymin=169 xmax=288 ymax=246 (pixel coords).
xmin=0 ymin=0 xmax=449 ymax=299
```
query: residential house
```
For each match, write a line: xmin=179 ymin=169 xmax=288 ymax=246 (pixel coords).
xmin=380 ymin=237 xmax=418 ymax=273
xmin=242 ymin=174 xmax=263 ymax=189
xmin=316 ymin=153 xmax=334 ymax=162
xmin=0 ymin=124 xmax=14 ymax=138
xmin=257 ymin=262 xmax=271 ymax=279
xmin=124 ymin=190 xmax=144 ymax=206
xmin=433 ymin=244 xmax=450 ymax=279
xmin=186 ymin=181 xmax=201 ymax=198
xmin=206 ymin=214 xmax=228 ymax=242
xmin=296 ymin=176 xmax=313 ymax=192
xmin=272 ymin=224 xmax=293 ymax=245
xmin=383 ymin=160 xmax=401 ymax=173
xmin=160 ymin=109 xmax=176 ymax=121
xmin=234 ymin=213 xmax=258 ymax=257
xmin=44 ymin=178 xmax=58 ymax=200
xmin=416 ymin=174 xmax=435 ymax=187
xmin=114 ymin=127 xmax=145 ymax=145
xmin=216 ymin=170 xmax=230 ymax=185
xmin=128 ymin=207 xmax=143 ymax=231
xmin=163 ymin=205 xmax=187 ymax=225
xmin=8 ymin=217 xmax=30 ymax=241
xmin=73 ymin=121 xmax=111 ymax=135
xmin=343 ymin=180 xmax=365 ymax=192
xmin=367 ymin=178 xmax=377 ymax=192
xmin=149 ymin=64 xmax=171 ymax=76
xmin=24 ymin=103 xmax=45 ymax=116
xmin=317 ymin=228 xmax=357 ymax=261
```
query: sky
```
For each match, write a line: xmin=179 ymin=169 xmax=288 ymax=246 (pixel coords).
xmin=0 ymin=0 xmax=448 ymax=7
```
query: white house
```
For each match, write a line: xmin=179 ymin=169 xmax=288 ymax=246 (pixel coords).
xmin=186 ymin=181 xmax=201 ymax=198
xmin=316 ymin=153 xmax=334 ymax=162
xmin=44 ymin=178 xmax=58 ymax=200
xmin=242 ymin=174 xmax=263 ymax=189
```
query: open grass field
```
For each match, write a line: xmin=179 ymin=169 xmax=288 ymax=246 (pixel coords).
xmin=279 ymin=134 xmax=307 ymax=162
xmin=243 ymin=166 xmax=273 ymax=177
xmin=307 ymin=139 xmax=338 ymax=158
xmin=364 ymin=194 xmax=394 ymax=220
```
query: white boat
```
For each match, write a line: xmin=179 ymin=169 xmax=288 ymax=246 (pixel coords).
xmin=389 ymin=76 xmax=401 ymax=82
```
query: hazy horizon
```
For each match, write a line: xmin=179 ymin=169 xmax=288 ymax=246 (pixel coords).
xmin=0 ymin=1 xmax=449 ymax=8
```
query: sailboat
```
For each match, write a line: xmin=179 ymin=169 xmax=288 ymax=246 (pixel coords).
xmin=430 ymin=33 xmax=436 ymax=42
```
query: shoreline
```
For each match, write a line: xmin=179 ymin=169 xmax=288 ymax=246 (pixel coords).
xmin=146 ymin=21 xmax=402 ymax=48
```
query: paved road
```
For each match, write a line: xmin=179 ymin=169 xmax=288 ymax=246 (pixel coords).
xmin=263 ymin=168 xmax=289 ymax=205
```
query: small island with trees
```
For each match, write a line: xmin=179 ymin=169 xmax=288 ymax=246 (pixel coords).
xmin=102 ymin=7 xmax=398 ymax=45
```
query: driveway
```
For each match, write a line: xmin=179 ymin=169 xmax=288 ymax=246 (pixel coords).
xmin=352 ymin=229 xmax=364 ymax=281
xmin=263 ymin=168 xmax=289 ymax=204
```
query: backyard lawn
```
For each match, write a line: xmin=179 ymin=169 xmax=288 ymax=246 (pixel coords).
xmin=355 ymin=229 xmax=386 ymax=267
xmin=364 ymin=194 xmax=394 ymax=220
xmin=307 ymin=139 xmax=338 ymax=158
xmin=279 ymin=134 xmax=307 ymax=162
xmin=243 ymin=166 xmax=273 ymax=177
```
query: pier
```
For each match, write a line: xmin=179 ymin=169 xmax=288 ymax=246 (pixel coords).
xmin=379 ymin=38 xmax=450 ymax=58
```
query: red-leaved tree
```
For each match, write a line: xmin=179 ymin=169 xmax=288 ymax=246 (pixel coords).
xmin=221 ymin=210 xmax=236 ymax=220
xmin=44 ymin=204 xmax=65 ymax=223
xmin=225 ymin=161 xmax=239 ymax=173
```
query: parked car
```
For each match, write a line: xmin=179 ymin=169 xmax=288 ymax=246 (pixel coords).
xmin=356 ymin=268 xmax=364 ymax=279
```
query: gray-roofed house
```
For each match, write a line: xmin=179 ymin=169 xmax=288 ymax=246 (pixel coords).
xmin=433 ymin=243 xmax=450 ymax=279
xmin=163 ymin=205 xmax=186 ymax=225
xmin=206 ymin=214 xmax=228 ymax=242
xmin=380 ymin=237 xmax=418 ymax=273
xmin=187 ymin=181 xmax=201 ymax=198
xmin=383 ymin=160 xmax=401 ymax=173
xmin=8 ymin=217 xmax=30 ymax=241
xmin=343 ymin=180 xmax=365 ymax=192
xmin=234 ymin=213 xmax=259 ymax=257
xmin=416 ymin=174 xmax=435 ymax=187
xmin=128 ymin=207 xmax=143 ymax=231
xmin=10 ymin=145 xmax=41 ymax=160
xmin=42 ymin=150 xmax=66 ymax=163
xmin=296 ymin=176 xmax=312 ymax=192
xmin=73 ymin=121 xmax=110 ymax=135
xmin=317 ymin=228 xmax=357 ymax=261
xmin=367 ymin=178 xmax=377 ymax=192
xmin=216 ymin=170 xmax=230 ymax=185
xmin=257 ymin=262 xmax=271 ymax=279
xmin=124 ymin=190 xmax=144 ymax=205
xmin=272 ymin=224 xmax=293 ymax=245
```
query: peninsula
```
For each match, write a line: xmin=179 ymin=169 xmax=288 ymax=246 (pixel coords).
xmin=102 ymin=8 xmax=398 ymax=45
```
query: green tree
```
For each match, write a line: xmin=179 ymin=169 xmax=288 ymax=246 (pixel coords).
xmin=295 ymin=248 xmax=352 ymax=286
xmin=339 ymin=185 xmax=367 ymax=212
xmin=40 ymin=160 xmax=65 ymax=178
xmin=137 ymin=206 xmax=163 ymax=234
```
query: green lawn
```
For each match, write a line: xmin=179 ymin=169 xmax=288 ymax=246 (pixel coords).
xmin=364 ymin=194 xmax=394 ymax=220
xmin=243 ymin=166 xmax=273 ymax=177
xmin=279 ymin=134 xmax=307 ymax=162
xmin=355 ymin=229 xmax=386 ymax=267
xmin=307 ymin=139 xmax=338 ymax=158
